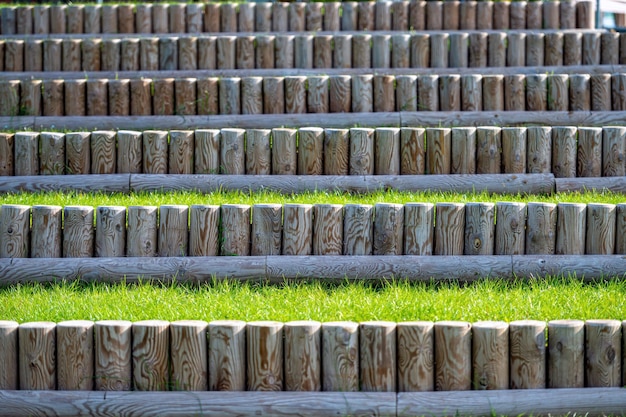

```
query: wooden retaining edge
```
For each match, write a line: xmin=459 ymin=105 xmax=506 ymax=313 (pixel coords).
xmin=0 ymin=255 xmax=624 ymax=284
xmin=556 ymin=177 xmax=626 ymax=193
xmin=0 ymin=389 xmax=624 ymax=417
xmin=0 ymin=175 xmax=131 ymax=194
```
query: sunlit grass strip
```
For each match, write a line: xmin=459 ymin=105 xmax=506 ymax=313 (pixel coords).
xmin=1 ymin=277 xmax=624 ymax=323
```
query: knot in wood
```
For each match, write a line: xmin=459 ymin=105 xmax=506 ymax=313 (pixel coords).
xmin=606 ymin=346 xmax=616 ymax=364
xmin=556 ymin=341 xmax=563 ymax=352
xmin=473 ymin=237 xmax=482 ymax=249
xmin=509 ymin=219 xmax=519 ymax=230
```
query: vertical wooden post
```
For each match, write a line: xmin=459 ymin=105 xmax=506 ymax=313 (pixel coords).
xmin=525 ymin=33 xmax=544 ymax=67
xmin=343 ymin=204 xmax=373 ymax=255
xmin=158 ymin=205 xmax=188 ymax=257
xmin=372 ymin=34 xmax=390 ymax=68
xmin=577 ymin=0 xmax=595 ymax=28
xmin=298 ymin=127 xmax=324 ymax=175
xmin=352 ymin=34 xmax=372 ymax=69
xmin=39 ymin=132 xmax=65 ymax=175
xmin=282 ymin=204 xmax=312 ymax=256
xmin=404 ymin=203 xmax=434 ymax=256
xmin=33 ymin=5 xmax=50 ymax=34
xmin=101 ymin=39 xmax=120 ymax=71
xmin=19 ymin=79 xmax=41 ymax=116
xmin=373 ymin=203 xmax=404 ymax=255
xmin=544 ymin=33 xmax=564 ymax=67
xmin=284 ymin=321 xmax=321 ymax=391
xmin=294 ymin=34 xmax=313 ymax=69
xmin=24 ymin=39 xmax=42 ymax=72
xmin=312 ymin=204 xmax=343 ymax=256
xmin=548 ymin=320 xmax=584 ymax=388
xmin=509 ymin=320 xmax=546 ymax=389
xmin=322 ymin=322 xmax=359 ymax=391
xmin=527 ymin=1 xmax=542 ymax=28
xmin=246 ymin=129 xmax=271 ymax=175
xmin=0 ymin=204 xmax=30 ymax=258
xmin=449 ymin=33 xmax=468 ymax=68
xmin=601 ymin=33 xmax=620 ymax=65
xmin=564 ymin=32 xmax=582 ymax=65
xmin=135 ymin=4 xmax=151 ymax=33
xmin=217 ymin=36 xmax=236 ymax=69
xmin=16 ymin=6 xmax=33 ymax=35
xmin=126 ymin=206 xmax=157 ymax=257
xmin=140 ymin=38 xmax=159 ymax=71
xmin=285 ymin=76 xmax=306 ymax=114
xmin=194 ymin=130 xmax=220 ymax=174
xmin=612 ymin=73 xmax=626 ymax=111
xmin=313 ymin=35 xmax=332 ymax=69
xmin=251 ymin=204 xmax=282 ymax=256
xmin=197 ymin=77 xmax=218 ymax=115
xmin=307 ymin=76 xmax=329 ymax=113
xmin=472 ymin=321 xmax=509 ymax=390
xmin=464 ymin=203 xmax=495 ymax=255
xmin=476 ymin=127 xmax=502 ymax=174
xmin=526 ymin=127 xmax=552 ymax=173
xmin=272 ymin=128 xmax=297 ymax=175
xmin=349 ymin=128 xmax=374 ymax=175
xmin=91 ymin=131 xmax=116 ymax=174
xmin=397 ymin=322 xmax=434 ymax=391
xmin=80 ymin=39 xmax=100 ymax=71
xmin=247 ymin=321 xmax=283 ymax=391
xmin=108 ymin=79 xmax=130 ymax=116
xmin=552 ymin=126 xmax=578 ymax=178
xmin=238 ymin=3 xmax=254 ymax=32
xmin=62 ymin=39 xmax=81 ymax=71
xmin=329 ymin=76 xmax=351 ymax=113
xmin=169 ymin=130 xmax=194 ymax=174
xmin=189 ymin=205 xmax=219 ymax=257
xmin=618 ymin=204 xmax=626 ymax=255
xmin=425 ymin=1 xmax=443 ymax=29
xmin=577 ymin=127 xmax=602 ymax=177
xmin=255 ymin=3 xmax=272 ymax=31
xmin=333 ymin=34 xmax=351 ymax=69
xmin=409 ymin=0 xmax=426 ymax=30
xmin=0 ymin=321 xmax=18 ymax=389
xmin=256 ymin=35 xmax=275 ymax=69
xmin=357 ymin=2 xmax=374 ymax=30
xmin=603 ymin=127 xmax=626 ymax=176
xmin=582 ymin=32 xmax=601 ymax=65
xmin=198 ymin=37 xmax=216 ymax=70
xmin=117 ymin=130 xmax=142 ymax=173
xmin=19 ymin=322 xmax=56 ymax=390
xmin=42 ymin=80 xmax=64 ymax=117
xmin=476 ymin=1 xmax=493 ymax=29
xmin=236 ymin=36 xmax=255 ymax=70
xmin=585 ymin=320 xmax=622 ymax=387
xmin=204 ymin=4 xmax=220 ymax=33
xmin=591 ymin=74 xmax=611 ymax=111
xmin=83 ymin=5 xmax=100 ymax=33
xmin=219 ymin=77 xmax=241 ymax=115
xmin=430 ymin=33 xmax=449 ymax=68
xmin=152 ymin=5 xmax=168 ymax=33
xmin=507 ymin=33 xmax=526 ymax=67
xmin=569 ymin=74 xmax=590 ymax=110
xmin=14 ymin=132 xmax=39 ymax=176
xmin=461 ymin=75 xmax=482 ymax=111
xmin=49 ymin=5 xmax=66 ymax=33
xmin=411 ymin=34 xmax=430 ymax=68
xmin=426 ymin=128 xmax=451 ymax=175
xmin=63 ymin=206 xmax=93 ymax=258
xmin=439 ymin=75 xmax=460 ymax=111
xmin=57 ymin=321 xmax=94 ymax=390
xmin=141 ymin=130 xmax=167 ymax=174
xmin=555 ymin=203 xmax=586 ymax=255
xmin=95 ymin=206 xmax=126 ymax=257
xmin=324 ymin=129 xmax=349 ymax=175
xmin=434 ymin=203 xmax=465 ymax=255
xmin=178 ymin=38 xmax=197 ymax=71
xmin=418 ymin=75 xmax=439 ymax=111
xmin=306 ymin=2 xmax=323 ymax=30
xmin=586 ymin=204 xmax=616 ymax=255
xmin=548 ymin=74 xmax=569 ymax=111
xmin=525 ymin=202 xmax=557 ymax=255
xmin=220 ymin=129 xmax=245 ymax=175
xmin=117 ymin=4 xmax=134 ymax=33
xmin=170 ymin=321 xmax=208 ymax=391
xmin=501 ymin=127 xmax=526 ymax=174
xmin=0 ymin=133 xmax=13 ymax=176
xmin=375 ymin=128 xmax=400 ymax=175
xmin=526 ymin=74 xmax=548 ymax=111
xmin=263 ymin=77 xmax=285 ymax=115
xmin=352 ymin=75 xmax=373 ymax=112
xmin=209 ymin=320 xmax=246 ymax=391
xmin=324 ymin=2 xmax=341 ymax=31
xmin=488 ymin=33 xmax=506 ymax=67
xmin=220 ymin=204 xmax=250 ymax=256
xmin=129 ymin=78 xmax=151 ymax=116
xmin=219 ymin=3 xmax=236 ymax=32
xmin=505 ymin=74 xmax=526 ymax=111
xmin=132 ymin=320 xmax=170 ymax=391
xmin=395 ymin=75 xmax=417 ymax=112
xmin=360 ymin=322 xmax=396 ymax=392
xmin=101 ymin=5 xmax=118 ymax=33
xmin=434 ymin=321 xmax=472 ymax=391
xmin=31 ymin=205 xmax=62 ymax=258
xmin=495 ymin=202 xmax=526 ymax=255
xmin=64 ymin=79 xmax=86 ymax=116
xmin=400 ymin=128 xmax=425 ymax=175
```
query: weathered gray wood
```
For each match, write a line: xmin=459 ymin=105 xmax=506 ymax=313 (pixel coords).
xmin=577 ymin=127 xmax=602 ymax=177
xmin=434 ymin=203 xmax=464 ymax=256
xmin=170 ymin=320 xmax=208 ymax=391
xmin=247 ymin=321 xmax=283 ymax=391
xmin=158 ymin=205 xmax=188 ymax=257
xmin=501 ymin=127 xmax=526 ymax=174
xmin=126 ymin=206 xmax=157 ymax=258
xmin=282 ymin=204 xmax=312 ymax=256
xmin=472 ymin=321 xmax=509 ymax=390
xmin=426 ymin=128 xmax=450 ymax=174
xmin=18 ymin=322 xmax=56 ymax=390
xmin=251 ymin=204 xmax=282 ymax=257
xmin=220 ymin=204 xmax=250 ymax=256
xmin=373 ymin=203 xmax=403 ymax=255
xmin=208 ymin=320 xmax=246 ymax=391
xmin=0 ymin=205 xmax=30 ymax=258
xmin=63 ymin=206 xmax=93 ymax=258
xmin=132 ymin=320 xmax=169 ymax=391
xmin=189 ymin=205 xmax=219 ymax=257
xmin=495 ymin=202 xmax=526 ymax=255
xmin=360 ymin=321 xmax=396 ymax=392
xmin=586 ymin=203 xmax=616 ymax=255
xmin=526 ymin=127 xmax=552 ymax=173
xmin=400 ymin=128 xmax=425 ymax=175
xmin=548 ymin=320 xmax=584 ymax=388
xmin=525 ymin=202 xmax=557 ymax=255
xmin=555 ymin=203 xmax=586 ymax=255
xmin=602 ymin=127 xmax=626 ymax=177
xmin=322 ymin=321 xmax=359 ymax=391
xmin=464 ymin=203 xmax=494 ymax=255
xmin=30 ymin=205 xmax=62 ymax=258
xmin=56 ymin=320 xmax=94 ymax=391
xmin=271 ymin=128 xmax=296 ymax=175
xmin=585 ymin=320 xmax=622 ymax=387
xmin=95 ymin=206 xmax=126 ymax=257
xmin=0 ymin=321 xmax=18 ymax=389
xmin=434 ymin=321 xmax=471 ymax=391
xmin=404 ymin=203 xmax=433 ymax=256
xmin=284 ymin=321 xmax=321 ymax=391
xmin=313 ymin=204 xmax=343 ymax=256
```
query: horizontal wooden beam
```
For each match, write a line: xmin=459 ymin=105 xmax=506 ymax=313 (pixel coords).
xmin=0 ymin=255 xmax=624 ymax=285
xmin=0 ymin=174 xmax=130 ymax=194
xmin=556 ymin=177 xmax=626 ymax=193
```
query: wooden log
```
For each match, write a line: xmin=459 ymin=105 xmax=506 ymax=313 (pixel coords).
xmin=15 ymin=6 xmax=33 ymax=35
xmin=0 ymin=133 xmax=13 ymax=176
xmin=494 ymin=202 xmax=526 ymax=255
xmin=357 ymin=2 xmax=374 ymax=30
xmin=298 ymin=127 xmax=324 ymax=175
xmin=194 ymin=129 xmax=220 ymax=175
xmin=505 ymin=74 xmax=526 ymax=111
xmin=116 ymin=130 xmax=142 ymax=173
xmin=208 ymin=320 xmax=246 ymax=391
xmin=577 ymin=127 xmax=602 ymax=177
xmin=525 ymin=33 xmax=544 ymax=67
xmin=101 ymin=5 xmax=118 ymax=34
xmin=49 ymin=5 xmax=66 ymax=34
xmin=294 ymin=35 xmax=313 ymax=69
xmin=0 ymin=321 xmax=18 ymax=389
xmin=396 ymin=75 xmax=417 ymax=111
xmin=602 ymin=33 xmax=620 ymax=65
xmin=19 ymin=322 xmax=55 ymax=390
xmin=178 ymin=38 xmax=197 ymax=71
xmin=526 ymin=127 xmax=552 ymax=173
xmin=217 ymin=36 xmax=235 ymax=70
xmin=219 ymin=77 xmax=240 ymax=115
xmin=434 ymin=203 xmax=465 ymax=256
xmin=61 ymin=39 xmax=81 ymax=72
xmin=585 ymin=320 xmax=622 ymax=388
xmin=329 ymin=76 xmax=351 ymax=113
xmin=612 ymin=73 xmax=626 ymax=111
xmin=175 ymin=78 xmax=198 ymax=115
xmin=482 ymin=75 xmax=504 ymax=111
xmin=39 ymin=132 xmax=64 ymax=175
xmin=108 ymin=79 xmax=130 ymax=116
xmin=591 ymin=73 xmax=611 ymax=111
xmin=468 ymin=33 xmax=487 ymax=68
xmin=141 ymin=130 xmax=167 ymax=174
xmin=552 ymin=126 xmax=578 ymax=178
xmin=247 ymin=321 xmax=283 ymax=391
xmin=238 ymin=3 xmax=254 ymax=32
xmin=547 ymin=74 xmax=568 ymax=111
xmin=307 ymin=76 xmax=329 ymax=113
xmin=169 ymin=321 xmax=208 ymax=391
xmin=236 ymin=36 xmax=255 ymax=70
xmin=126 ymin=206 xmax=157 ymax=258
xmin=285 ymin=76 xmax=306 ymax=114
xmin=129 ymin=79 xmax=151 ymax=116
xmin=197 ymin=37 xmax=216 ymax=70
xmin=548 ymin=320 xmax=584 ymax=388
xmin=449 ymin=33 xmax=468 ymax=68
xmin=64 ymin=79 xmax=85 ymax=116
xmin=509 ymin=320 xmax=546 ymax=389
xmin=555 ymin=203 xmax=586 ymax=255
xmin=374 ymin=75 xmax=395 ymax=112
xmin=347 ymin=128 xmax=375 ymax=175
xmin=314 ymin=35 xmax=332 ymax=69
xmin=158 ymin=205 xmax=188 ymax=257
xmin=439 ymin=75 xmax=460 ymax=111
xmin=24 ymin=40 xmax=42 ymax=72
xmin=221 ymin=128 xmax=245 ymax=175
xmin=396 ymin=322 xmax=434 ymax=392
xmin=464 ymin=202 xmax=494 ymax=256
xmin=203 ymin=4 xmax=219 ymax=33
xmin=251 ymin=204 xmax=282 ymax=256
xmin=134 ymin=5 xmax=151 ymax=33
xmin=19 ymin=79 xmax=41 ymax=116
xmin=373 ymin=203 xmax=403 ymax=255
xmin=476 ymin=1 xmax=493 ymax=29
xmin=220 ymin=204 xmax=250 ymax=256
xmin=476 ymin=127 xmax=501 ymax=174
xmin=472 ymin=321 xmax=508 ymax=390
xmin=360 ymin=321 xmax=396 ymax=392
xmin=582 ymin=32 xmax=601 ymax=65
xmin=271 ymin=128 xmax=296 ymax=175
xmin=418 ymin=75 xmax=438 ymax=111
xmin=33 ymin=5 xmax=50 ymax=34
xmin=569 ymin=74 xmax=590 ymax=110
xmin=323 ymin=129 xmax=349 ymax=175
xmin=603 ymin=127 xmax=626 ymax=177
xmin=409 ymin=0 xmax=426 ymax=30
xmin=618 ymin=204 xmax=626 ymax=255
xmin=82 ymin=39 xmax=102 ymax=71
xmin=312 ymin=204 xmax=343 ymax=256
xmin=189 ymin=205 xmax=219 ymax=257
xmin=255 ymin=35 xmax=274 ymax=69
xmin=563 ymin=32 xmax=582 ymax=66
xmin=430 ymin=33 xmax=448 ymax=68
xmin=501 ymin=127 xmax=526 ymax=174
xmin=83 ymin=5 xmax=100 ymax=33
xmin=425 ymin=128 xmax=450 ymax=175
xmin=219 ymin=3 xmax=236 ymax=32
xmin=526 ymin=74 xmax=547 ymax=111
xmin=56 ymin=320 xmax=94 ymax=391
xmin=288 ymin=3 xmax=305 ymax=31
xmin=425 ymin=1 xmax=442 ymax=30
xmin=14 ymin=132 xmax=39 ymax=176
xmin=487 ymin=33 xmax=506 ymax=67
xmin=101 ymin=39 xmax=120 ymax=71
xmin=284 ymin=321 xmax=321 ymax=391
xmin=242 ymin=77 xmax=263 ymax=115
xmin=403 ymin=203 xmax=433 ymax=256
xmin=197 ymin=77 xmax=218 ymax=115
xmin=586 ymin=203 xmax=616 ymax=255
xmin=343 ymin=204 xmax=373 ymax=255
xmin=542 ymin=0 xmax=560 ymax=28
xmin=63 ymin=206 xmax=93 ymax=258
xmin=560 ymin=0 xmax=577 ymax=28
xmin=544 ymin=33 xmax=563 ymax=66
xmin=400 ymin=127 xmax=425 ymax=175
xmin=255 ymin=3 xmax=272 ymax=32
xmin=375 ymin=128 xmax=400 ymax=175
xmin=352 ymin=74 xmax=373 ymax=112
xmin=95 ymin=206 xmax=126 ymax=257
xmin=246 ymin=129 xmax=271 ymax=175
xmin=332 ymin=34 xmax=351 ymax=69
xmin=132 ymin=320 xmax=169 ymax=391
xmin=117 ymin=4 xmax=133 ymax=33
xmin=434 ymin=321 xmax=471 ymax=391
xmin=30 ymin=205 xmax=61 ymax=258
xmin=306 ymin=2 xmax=323 ymax=31
xmin=352 ymin=34 xmax=372 ymax=69
xmin=140 ymin=38 xmax=158 ymax=71
xmin=90 ymin=131 xmax=116 ymax=174
xmin=42 ymin=80 xmax=64 ymax=117
xmin=321 ymin=321 xmax=359 ymax=392
xmin=506 ymin=33 xmax=526 ymax=67
xmin=0 ymin=204 xmax=30 ymax=258
xmin=411 ymin=34 xmax=429 ymax=68
xmin=577 ymin=0 xmax=595 ymax=28
xmin=282 ymin=204 xmax=312 ymax=256
xmin=525 ymin=202 xmax=557 ymax=255
xmin=372 ymin=34 xmax=390 ymax=68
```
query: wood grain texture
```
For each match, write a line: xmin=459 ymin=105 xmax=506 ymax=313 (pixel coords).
xmin=0 ymin=133 xmax=14 ymax=176
xmin=220 ymin=128 xmax=245 ymax=175
xmin=525 ymin=202 xmax=557 ymax=255
xmin=0 ymin=321 xmax=18 ymax=389
xmin=373 ymin=203 xmax=403 ymax=255
xmin=247 ymin=321 xmax=283 ymax=391
xmin=577 ymin=127 xmax=602 ymax=177
xmin=20 ymin=79 xmax=42 ymax=116
xmin=0 ymin=204 xmax=30 ymax=258
xmin=352 ymin=74 xmax=373 ymax=112
xmin=569 ymin=74 xmax=590 ymax=111
xmin=403 ymin=203 xmax=433 ymax=256
xmin=314 ymin=35 xmax=332 ymax=69
xmin=461 ymin=74 xmax=481 ymax=111
xmin=140 ymin=38 xmax=158 ymax=71
xmin=298 ymin=127 xmax=324 ymax=175
xmin=472 ymin=321 xmax=509 ymax=390
xmin=586 ymin=203 xmax=616 ymax=255
xmin=65 ymin=132 xmax=90 ymax=175
xmin=312 ymin=204 xmax=342 ymax=255
xmin=116 ymin=130 xmax=142 ymax=174
xmin=63 ymin=206 xmax=93 ymax=258
xmin=400 ymin=128 xmax=424 ymax=175
xmin=439 ymin=75 xmax=460 ymax=111
xmin=42 ymin=79 xmax=64 ymax=117
xmin=582 ymin=32 xmax=600 ymax=65
xmin=30 ymin=205 xmax=61 ymax=258
xmin=552 ymin=126 xmax=577 ymax=178
xmin=220 ymin=204 xmax=250 ymax=256
xmin=333 ymin=34 xmax=352 ymax=69
xmin=321 ymin=321 xmax=359 ymax=392
xmin=194 ymin=129 xmax=220 ymax=174
xmin=349 ymin=128 xmax=374 ymax=175
xmin=544 ymin=33 xmax=563 ymax=67
xmin=282 ymin=204 xmax=312 ymax=256
xmin=476 ymin=127 xmax=501 ymax=174
xmin=142 ymin=130 xmax=168 ymax=174
xmin=585 ymin=320 xmax=622 ymax=387
xmin=127 ymin=206 xmax=157 ymax=257
xmin=397 ymin=322 xmax=434 ymax=392
xmin=501 ymin=127 xmax=526 ymax=174
xmin=294 ymin=35 xmax=313 ymax=69
xmin=132 ymin=320 xmax=169 ymax=391
xmin=251 ymin=204 xmax=282 ymax=256
xmin=360 ymin=321 xmax=396 ymax=392
xmin=3 ymin=41 xmax=23 ymax=73
xmin=602 ymin=126 xmax=626 ymax=177
xmin=208 ymin=320 xmax=246 ymax=391
xmin=56 ymin=320 xmax=94 ymax=390
xmin=168 ymin=130 xmax=194 ymax=174
xmin=219 ymin=77 xmax=240 ymax=115
xmin=396 ymin=75 xmax=417 ymax=112
xmin=95 ymin=206 xmax=126 ymax=257
xmin=263 ymin=77 xmax=284 ymax=114
xmin=245 ymin=129 xmax=272 ymax=173
xmin=564 ymin=32 xmax=582 ymax=66
xmin=509 ymin=320 xmax=546 ymax=389
xmin=19 ymin=322 xmax=56 ymax=390
xmin=189 ymin=205 xmax=219 ymax=257
xmin=526 ymin=127 xmax=552 ymax=173
xmin=236 ymin=37 xmax=255 ymax=70
xmin=284 ymin=321 xmax=321 ymax=391
xmin=271 ymin=128 xmax=296 ymax=175
xmin=495 ymin=202 xmax=526 ymax=255
xmin=548 ymin=320 xmax=584 ymax=388
xmin=170 ymin=320 xmax=208 ymax=391
xmin=196 ymin=77 xmax=218 ymax=115
xmin=426 ymin=128 xmax=450 ymax=175
xmin=324 ymin=129 xmax=349 ymax=175
xmin=14 ymin=132 xmax=39 ymax=176
xmin=375 ymin=128 xmax=400 ymax=175
xmin=352 ymin=34 xmax=371 ymax=69
xmin=39 ymin=132 xmax=64 ymax=175
xmin=174 ymin=78 xmax=197 ymax=115
xmin=434 ymin=203 xmax=465 ymax=256
xmin=464 ymin=202 xmax=494 ymax=255
xmin=343 ymin=204 xmax=373 ymax=255
xmin=450 ymin=127 xmax=476 ymax=174
xmin=285 ymin=76 xmax=307 ymax=114
xmin=329 ymin=76 xmax=351 ymax=113
xmin=504 ymin=74 xmax=525 ymax=111
xmin=617 ymin=204 xmax=626 ymax=255
xmin=307 ymin=76 xmax=329 ymax=113
xmin=526 ymin=74 xmax=547 ymax=111
xmin=434 ymin=321 xmax=471 ymax=391
xmin=555 ymin=203 xmax=586 ymax=255
xmin=591 ymin=74 xmax=611 ymax=111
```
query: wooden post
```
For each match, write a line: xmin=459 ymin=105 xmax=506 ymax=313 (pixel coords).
xmin=585 ymin=320 xmax=621 ymax=387
xmin=39 ymin=132 xmax=65 ymax=175
xmin=375 ymin=128 xmax=400 ymax=175
xmin=20 ymin=79 xmax=41 ymax=116
xmin=425 ymin=1 xmax=443 ymax=29
xmin=487 ymin=33 xmax=506 ymax=67
xmin=577 ymin=127 xmax=602 ymax=177
xmin=434 ymin=321 xmax=471 ymax=391
xmin=526 ymin=74 xmax=547 ymax=111
xmin=24 ymin=39 xmax=42 ymax=72
xmin=321 ymin=321 xmax=359 ymax=391
xmin=0 ymin=205 xmax=30 ymax=258
xmin=282 ymin=204 xmax=312 ymax=255
xmin=548 ymin=75 xmax=569 ymax=111
xmin=439 ymin=75 xmax=460 ymax=111
xmin=284 ymin=321 xmax=321 ymax=391
xmin=0 ymin=321 xmax=18 ymax=389
xmin=108 ymin=79 xmax=130 ymax=116
xmin=198 ymin=37 xmax=216 ymax=70
xmin=57 ymin=321 xmax=94 ymax=390
xmin=464 ymin=202 xmax=495 ymax=255
xmin=132 ymin=320 xmax=169 ymax=391
xmin=373 ymin=75 xmax=395 ymax=112
xmin=272 ymin=3 xmax=288 ymax=31
xmin=397 ymin=322 xmax=434 ymax=392
xmin=217 ymin=36 xmax=235 ymax=69
xmin=601 ymin=33 xmax=619 ymax=65
xmin=158 ymin=205 xmax=188 ymax=257
xmin=472 ymin=321 xmax=508 ymax=390
xmin=14 ymin=132 xmax=39 ymax=176
xmin=294 ymin=35 xmax=313 ymax=69
xmin=189 ymin=205 xmax=219 ymax=257
xmin=391 ymin=1 xmax=408 ymax=30
xmin=612 ymin=73 xmax=626 ymax=111
xmin=117 ymin=130 xmax=142 ymax=173
xmin=577 ymin=0 xmax=595 ymax=28
xmin=83 ymin=5 xmax=100 ymax=33
xmin=360 ymin=321 xmax=396 ymax=392
xmin=349 ymin=128 xmax=374 ymax=175
xmin=418 ymin=75 xmax=439 ymax=111
xmin=329 ymin=76 xmax=351 ymax=113
xmin=238 ymin=3 xmax=254 ymax=32
xmin=0 ymin=133 xmax=13 ymax=176
xmin=544 ymin=33 xmax=564 ymax=66
xmin=246 ymin=129 xmax=271 ymax=175
xmin=353 ymin=34 xmax=372 ymax=69
xmin=49 ymin=5 xmax=66 ymax=33
xmin=288 ymin=3 xmax=305 ymax=31
xmin=400 ymin=128 xmax=425 ymax=175
xmin=449 ymin=33 xmax=468 ymax=68
xmin=64 ymin=79 xmax=86 ymax=116
xmin=255 ymin=3 xmax=272 ymax=31
xmin=220 ymin=129 xmax=245 ymax=175
xmin=62 ymin=39 xmax=81 ymax=71
xmin=525 ymin=202 xmax=557 ymax=255
xmin=31 ymin=205 xmax=62 ymax=258
xmin=618 ymin=204 xmax=626 ymax=255
xmin=525 ymin=1 xmax=542 ymax=28
xmin=509 ymin=320 xmax=546 ymax=389
xmin=426 ymin=128 xmax=451 ymax=174
xmin=42 ymin=80 xmax=64 ymax=117
xmin=16 ymin=6 xmax=33 ymax=34
xmin=591 ymin=74 xmax=611 ymax=111
xmin=204 ymin=4 xmax=219 ymax=33
xmin=404 ymin=203 xmax=433 ymax=256
xmin=306 ymin=2 xmax=323 ymax=30
xmin=251 ymin=204 xmax=282 ymax=256
xmin=19 ymin=322 xmax=56 ymax=390
xmin=476 ymin=1 xmax=493 ymax=29
xmin=63 ymin=206 xmax=93 ymax=258
xmin=169 ymin=130 xmax=194 ymax=174
xmin=272 ymin=128 xmax=297 ymax=175
xmin=135 ymin=5 xmax=151 ymax=33
xmin=352 ymin=75 xmax=373 ymax=112
xmin=101 ymin=39 xmax=120 ymax=71
xmin=241 ymin=77 xmax=263 ymax=115
xmin=285 ymin=76 xmax=306 ymax=114
xmin=130 ymin=79 xmax=152 ymax=116
xmin=312 ymin=204 xmax=343 ymax=256
xmin=582 ymin=32 xmax=601 ymax=65
xmin=170 ymin=321 xmax=208 ymax=391
xmin=505 ymin=74 xmax=526 ymax=111
xmin=373 ymin=203 xmax=403 ymax=255
xmin=140 ymin=38 xmax=158 ymax=71
xmin=236 ymin=36 xmax=255 ymax=70
xmin=298 ymin=127 xmax=324 ymax=175
xmin=117 ymin=4 xmax=134 ymax=33
xmin=395 ymin=75 xmax=417 ymax=111
xmin=341 ymin=2 xmax=358 ymax=30
xmin=141 ymin=130 xmax=167 ymax=174
xmin=476 ymin=127 xmax=502 ymax=174
xmin=197 ymin=77 xmax=218 ymax=115
xmin=563 ymin=32 xmax=582 ymax=65
xmin=569 ymin=74 xmax=590 ymax=110
xmin=495 ymin=202 xmax=526 ymax=255
xmin=552 ymin=126 xmax=578 ymax=178
xmin=91 ymin=131 xmax=116 ymax=174
xmin=434 ymin=203 xmax=465 ymax=255
xmin=209 ymin=320 xmax=246 ymax=391
xmin=126 ymin=206 xmax=157 ymax=257
xmin=548 ymin=320 xmax=584 ymax=388
xmin=603 ymin=127 xmax=626 ymax=176
xmin=343 ymin=204 xmax=373 ymax=255
xmin=307 ymin=76 xmax=329 ymax=113
xmin=219 ymin=77 xmax=240 ymax=115
xmin=555 ymin=203 xmax=586 ymax=255
xmin=220 ymin=204 xmax=250 ymax=256
xmin=314 ymin=35 xmax=332 ymax=69
xmin=507 ymin=33 xmax=526 ymax=67
xmin=430 ymin=33 xmax=448 ymax=68
xmin=101 ymin=5 xmax=118 ymax=33
xmin=372 ymin=34 xmax=390 ymax=68
xmin=358 ymin=1 xmax=374 ymax=30
xmin=410 ymin=0 xmax=426 ymax=30
xmin=586 ymin=204 xmax=616 ymax=255
xmin=333 ymin=34 xmax=351 ymax=69
xmin=526 ymin=127 xmax=552 ymax=173
xmin=82 ymin=39 xmax=102 ymax=71
xmin=411 ymin=34 xmax=430 ymax=68
xmin=256 ymin=35 xmax=275 ymax=69
xmin=95 ymin=206 xmax=126 ymax=257
xmin=324 ymin=129 xmax=349 ymax=175
xmin=247 ymin=321 xmax=283 ymax=391
xmin=525 ymin=33 xmax=544 ymax=67
xmin=178 ymin=38 xmax=197 ymax=71
xmin=501 ymin=127 xmax=526 ymax=174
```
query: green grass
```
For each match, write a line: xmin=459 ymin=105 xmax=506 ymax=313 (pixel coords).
xmin=1 ymin=277 xmax=625 ymax=323
xmin=0 ymin=189 xmax=624 ymax=209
